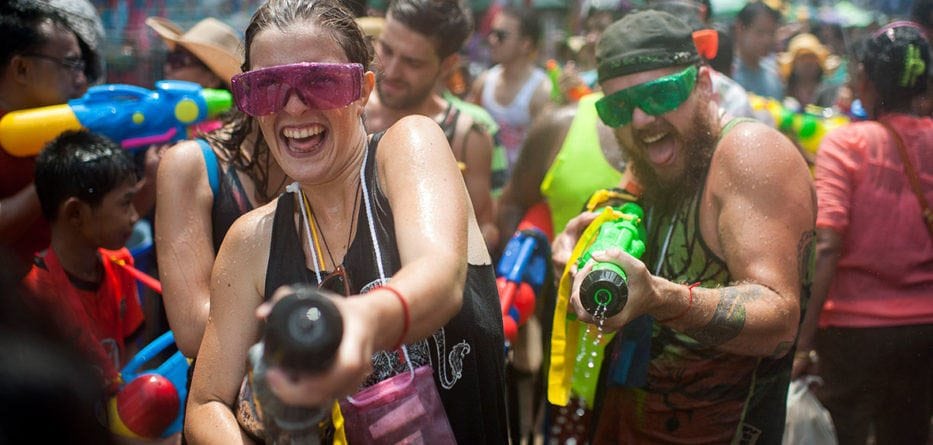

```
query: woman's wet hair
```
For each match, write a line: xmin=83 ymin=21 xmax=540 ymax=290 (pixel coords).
xmin=857 ymin=22 xmax=929 ymax=112
xmin=242 ymin=0 xmax=372 ymax=70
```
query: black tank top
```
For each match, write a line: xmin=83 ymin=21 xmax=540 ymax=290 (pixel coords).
xmin=264 ymin=132 xmax=509 ymax=444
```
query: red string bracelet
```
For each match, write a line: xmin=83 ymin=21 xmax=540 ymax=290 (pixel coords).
xmin=658 ymin=282 xmax=701 ymax=323
xmin=381 ymin=285 xmax=410 ymax=350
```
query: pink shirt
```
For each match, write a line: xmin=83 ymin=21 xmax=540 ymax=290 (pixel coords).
xmin=815 ymin=114 xmax=933 ymax=328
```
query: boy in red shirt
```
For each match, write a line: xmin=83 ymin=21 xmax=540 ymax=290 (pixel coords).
xmin=22 ymin=130 xmax=144 ymax=395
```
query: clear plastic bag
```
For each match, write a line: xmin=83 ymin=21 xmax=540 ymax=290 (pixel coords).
xmin=782 ymin=376 xmax=837 ymax=445
xmin=338 ymin=348 xmax=455 ymax=444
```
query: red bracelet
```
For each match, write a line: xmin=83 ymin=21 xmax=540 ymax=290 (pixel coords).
xmin=381 ymin=285 xmax=410 ymax=350
xmin=658 ymin=282 xmax=700 ymax=323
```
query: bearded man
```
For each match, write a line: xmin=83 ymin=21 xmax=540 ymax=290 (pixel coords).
xmin=552 ymin=11 xmax=816 ymax=443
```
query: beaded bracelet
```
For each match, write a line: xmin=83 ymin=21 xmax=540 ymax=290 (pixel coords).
xmin=381 ymin=285 xmax=410 ymax=350
xmin=658 ymin=282 xmax=701 ymax=323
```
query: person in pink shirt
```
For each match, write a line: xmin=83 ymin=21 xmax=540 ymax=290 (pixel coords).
xmin=794 ymin=21 xmax=933 ymax=445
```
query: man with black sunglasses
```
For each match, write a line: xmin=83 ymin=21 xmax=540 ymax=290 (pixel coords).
xmin=0 ymin=0 xmax=91 ymax=278
xmin=550 ymin=10 xmax=816 ymax=443
xmin=468 ymin=6 xmax=552 ymax=176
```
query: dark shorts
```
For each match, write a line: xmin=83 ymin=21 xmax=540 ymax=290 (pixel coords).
xmin=815 ymin=323 xmax=933 ymax=445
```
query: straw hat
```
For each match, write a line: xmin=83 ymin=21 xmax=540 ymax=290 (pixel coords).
xmin=778 ymin=33 xmax=840 ymax=80
xmin=355 ymin=16 xmax=385 ymax=38
xmin=145 ymin=17 xmax=243 ymax=84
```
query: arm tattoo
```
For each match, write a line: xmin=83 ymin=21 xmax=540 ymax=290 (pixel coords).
xmin=685 ymin=287 xmax=749 ymax=346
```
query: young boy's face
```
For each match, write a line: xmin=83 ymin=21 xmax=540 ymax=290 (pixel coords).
xmin=81 ymin=179 xmax=139 ymax=250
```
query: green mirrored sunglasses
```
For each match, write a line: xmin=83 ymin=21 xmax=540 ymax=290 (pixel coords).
xmin=595 ymin=65 xmax=698 ymax=128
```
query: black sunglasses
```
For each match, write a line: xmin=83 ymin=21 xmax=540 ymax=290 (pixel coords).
xmin=23 ymin=53 xmax=85 ymax=73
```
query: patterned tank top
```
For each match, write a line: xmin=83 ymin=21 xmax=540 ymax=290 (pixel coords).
xmin=618 ymin=118 xmax=793 ymax=443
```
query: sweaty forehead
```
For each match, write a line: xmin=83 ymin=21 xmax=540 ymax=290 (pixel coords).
xmin=249 ymin=22 xmax=350 ymax=69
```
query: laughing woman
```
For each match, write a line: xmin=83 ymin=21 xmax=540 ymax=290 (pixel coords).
xmin=183 ymin=0 xmax=508 ymax=443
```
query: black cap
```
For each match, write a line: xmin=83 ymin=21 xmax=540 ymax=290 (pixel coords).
xmin=596 ymin=10 xmax=699 ymax=83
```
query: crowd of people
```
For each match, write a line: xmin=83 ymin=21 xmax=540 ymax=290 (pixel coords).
xmin=0 ymin=0 xmax=930 ymax=443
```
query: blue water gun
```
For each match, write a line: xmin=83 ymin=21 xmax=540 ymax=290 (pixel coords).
xmin=496 ymin=202 xmax=554 ymax=342
xmin=106 ymin=257 xmax=188 ymax=439
xmin=109 ymin=331 xmax=189 ymax=439
xmin=0 ymin=80 xmax=232 ymax=156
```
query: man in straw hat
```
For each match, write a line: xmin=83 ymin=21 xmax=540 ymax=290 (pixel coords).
xmin=551 ymin=10 xmax=815 ymax=442
xmin=145 ymin=16 xmax=242 ymax=89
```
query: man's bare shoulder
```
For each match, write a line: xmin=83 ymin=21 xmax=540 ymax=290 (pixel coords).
xmin=714 ymin=120 xmax=807 ymax=180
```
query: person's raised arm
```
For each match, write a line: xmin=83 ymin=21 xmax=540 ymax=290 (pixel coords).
xmin=154 ymin=140 xmax=216 ymax=358
xmin=496 ymin=104 xmax=574 ymax=248
xmin=185 ymin=205 xmax=272 ymax=444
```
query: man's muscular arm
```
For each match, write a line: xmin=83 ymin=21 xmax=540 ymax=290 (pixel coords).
xmin=672 ymin=123 xmax=815 ymax=357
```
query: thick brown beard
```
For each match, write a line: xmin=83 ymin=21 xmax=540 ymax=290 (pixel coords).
xmin=622 ymin=110 xmax=719 ymax=214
